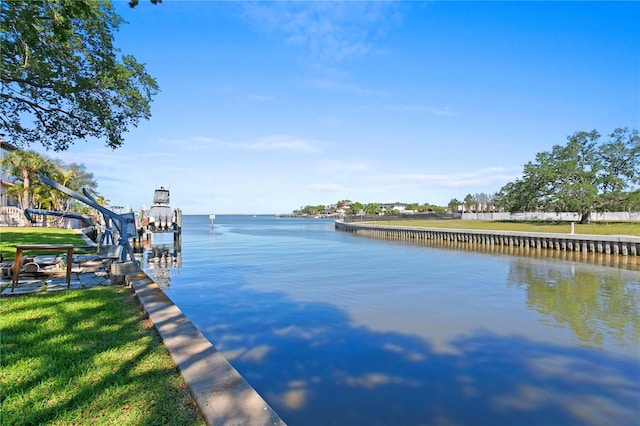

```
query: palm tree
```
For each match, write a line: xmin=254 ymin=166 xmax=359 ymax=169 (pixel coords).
xmin=0 ymin=149 xmax=53 ymax=211
xmin=47 ymin=167 xmax=76 ymax=211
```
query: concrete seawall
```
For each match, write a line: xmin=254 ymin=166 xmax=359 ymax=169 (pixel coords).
xmin=128 ymin=273 xmax=286 ymax=426
xmin=335 ymin=221 xmax=640 ymax=257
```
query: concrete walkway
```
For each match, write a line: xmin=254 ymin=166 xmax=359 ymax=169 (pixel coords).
xmin=0 ymin=256 xmax=111 ymax=295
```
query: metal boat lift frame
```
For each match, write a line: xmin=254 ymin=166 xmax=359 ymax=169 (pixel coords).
xmin=23 ymin=208 xmax=95 ymax=227
xmin=38 ymin=174 xmax=137 ymax=263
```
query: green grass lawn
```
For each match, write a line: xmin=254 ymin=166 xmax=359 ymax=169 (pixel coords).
xmin=1 ymin=227 xmax=90 ymax=261
xmin=367 ymin=220 xmax=640 ymax=236
xmin=1 ymin=286 xmax=205 ymax=425
xmin=1 ymin=227 xmax=205 ymax=424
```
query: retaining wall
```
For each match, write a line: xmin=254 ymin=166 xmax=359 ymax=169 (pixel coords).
xmin=335 ymin=221 xmax=640 ymax=257
xmin=129 ymin=273 xmax=286 ymax=426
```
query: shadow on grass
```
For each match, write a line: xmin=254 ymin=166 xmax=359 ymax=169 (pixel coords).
xmin=0 ymin=287 xmax=203 ymax=425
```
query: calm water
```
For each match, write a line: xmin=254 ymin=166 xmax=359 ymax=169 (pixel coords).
xmin=142 ymin=215 xmax=640 ymax=426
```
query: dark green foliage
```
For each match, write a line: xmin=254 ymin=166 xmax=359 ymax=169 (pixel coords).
xmin=1 ymin=0 xmax=159 ymax=151
xmin=495 ymin=128 xmax=640 ymax=223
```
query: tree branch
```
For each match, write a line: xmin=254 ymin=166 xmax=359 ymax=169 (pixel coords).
xmin=0 ymin=75 xmax=60 ymax=91
xmin=0 ymin=92 xmax=81 ymax=120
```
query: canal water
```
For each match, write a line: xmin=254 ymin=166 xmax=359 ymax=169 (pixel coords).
xmin=143 ymin=215 xmax=640 ymax=426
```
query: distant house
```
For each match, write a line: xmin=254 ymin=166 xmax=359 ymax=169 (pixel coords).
xmin=0 ymin=140 xmax=19 ymax=208
xmin=380 ymin=202 xmax=408 ymax=214
xmin=1 ymin=179 xmax=17 ymax=207
xmin=335 ymin=200 xmax=351 ymax=216
xmin=1 ymin=140 xmax=24 ymax=226
xmin=324 ymin=204 xmax=338 ymax=216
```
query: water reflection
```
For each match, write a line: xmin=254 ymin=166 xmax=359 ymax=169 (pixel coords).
xmin=153 ymin=216 xmax=640 ymax=425
xmin=135 ymin=236 xmax=182 ymax=290
xmin=395 ymin=237 xmax=640 ymax=272
xmin=171 ymin=263 xmax=640 ymax=426
xmin=507 ymin=259 xmax=640 ymax=349
xmin=372 ymin=237 xmax=640 ymax=351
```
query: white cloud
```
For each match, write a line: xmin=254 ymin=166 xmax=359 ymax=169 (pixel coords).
xmin=308 ymin=183 xmax=346 ymax=192
xmin=234 ymin=93 xmax=277 ymax=102
xmin=318 ymin=159 xmax=371 ymax=172
xmin=307 ymin=79 xmax=387 ymax=96
xmin=161 ymin=135 xmax=322 ymax=153
xmin=371 ymin=167 xmax=522 ymax=188
xmin=240 ymin=2 xmax=400 ymax=62
xmin=393 ymin=104 xmax=456 ymax=117
xmin=247 ymin=135 xmax=321 ymax=152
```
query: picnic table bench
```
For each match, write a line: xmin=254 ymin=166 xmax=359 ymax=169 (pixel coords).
xmin=11 ymin=244 xmax=75 ymax=292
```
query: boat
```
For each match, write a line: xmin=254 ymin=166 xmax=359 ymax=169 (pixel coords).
xmin=144 ymin=187 xmax=181 ymax=233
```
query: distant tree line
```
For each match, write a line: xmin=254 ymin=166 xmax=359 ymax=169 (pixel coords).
xmin=295 ymin=128 xmax=639 ymax=223
xmin=293 ymin=200 xmax=448 ymax=217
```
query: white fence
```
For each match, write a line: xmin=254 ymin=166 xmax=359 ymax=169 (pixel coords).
xmin=0 ymin=206 xmax=91 ymax=228
xmin=0 ymin=206 xmax=24 ymax=226
xmin=462 ymin=212 xmax=640 ymax=222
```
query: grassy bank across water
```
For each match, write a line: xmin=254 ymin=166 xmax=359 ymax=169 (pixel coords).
xmin=0 ymin=286 xmax=205 ymax=425
xmin=366 ymin=220 xmax=640 ymax=237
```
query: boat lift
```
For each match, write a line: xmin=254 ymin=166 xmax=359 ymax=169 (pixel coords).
xmin=23 ymin=208 xmax=95 ymax=227
xmin=38 ymin=174 xmax=137 ymax=264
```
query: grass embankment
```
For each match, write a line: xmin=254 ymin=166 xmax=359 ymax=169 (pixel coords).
xmin=1 ymin=287 xmax=205 ymax=425
xmin=0 ymin=227 xmax=205 ymax=425
xmin=368 ymin=220 xmax=640 ymax=237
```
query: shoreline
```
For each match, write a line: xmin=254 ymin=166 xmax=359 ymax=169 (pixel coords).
xmin=128 ymin=272 xmax=286 ymax=426
xmin=335 ymin=220 xmax=640 ymax=259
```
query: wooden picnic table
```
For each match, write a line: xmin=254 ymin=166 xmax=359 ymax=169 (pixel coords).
xmin=11 ymin=244 xmax=75 ymax=292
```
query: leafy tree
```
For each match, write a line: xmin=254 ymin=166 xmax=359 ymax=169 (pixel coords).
xmin=53 ymin=161 xmax=97 ymax=192
xmin=428 ymin=204 xmax=447 ymax=213
xmin=1 ymin=0 xmax=159 ymax=151
xmin=404 ymin=202 xmax=419 ymax=212
xmin=296 ymin=204 xmax=326 ymax=216
xmin=348 ymin=202 xmax=363 ymax=215
xmin=497 ymin=128 xmax=639 ymax=223
xmin=363 ymin=203 xmax=380 ymax=216
xmin=463 ymin=194 xmax=474 ymax=213
xmin=128 ymin=0 xmax=161 ymax=7
xmin=385 ymin=206 xmax=399 ymax=215
xmin=448 ymin=198 xmax=461 ymax=213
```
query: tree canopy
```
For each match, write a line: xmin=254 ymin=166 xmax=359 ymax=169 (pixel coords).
xmin=495 ymin=128 xmax=640 ymax=223
xmin=1 ymin=0 xmax=159 ymax=151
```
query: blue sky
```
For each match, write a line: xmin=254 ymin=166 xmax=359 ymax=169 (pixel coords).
xmin=52 ymin=1 xmax=639 ymax=214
